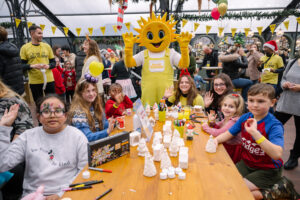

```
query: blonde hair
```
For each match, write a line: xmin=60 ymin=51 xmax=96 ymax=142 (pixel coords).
xmin=84 ymin=39 xmax=103 ymax=63
xmin=221 ymin=93 xmax=244 ymax=117
xmin=0 ymin=80 xmax=20 ymax=99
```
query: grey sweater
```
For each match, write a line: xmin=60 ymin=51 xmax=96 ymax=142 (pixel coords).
xmin=276 ymin=59 xmax=300 ymax=116
xmin=0 ymin=125 xmax=88 ymax=197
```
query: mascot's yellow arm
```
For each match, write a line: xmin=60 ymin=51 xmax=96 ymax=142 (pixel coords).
xmin=177 ymin=32 xmax=193 ymax=69
xmin=122 ymin=32 xmax=137 ymax=68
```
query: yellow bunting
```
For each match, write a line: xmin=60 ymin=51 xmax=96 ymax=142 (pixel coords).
xmin=100 ymin=26 xmax=106 ymax=35
xmin=63 ymin=27 xmax=69 ymax=36
xmin=76 ymin=28 xmax=81 ymax=36
xmin=194 ymin=22 xmax=200 ymax=32
xmin=283 ymin=20 xmax=289 ymax=30
xmin=40 ymin=24 xmax=45 ymax=31
xmin=257 ymin=26 xmax=263 ymax=36
xmin=231 ymin=28 xmax=237 ymax=37
xmin=125 ymin=22 xmax=131 ymax=31
xmin=15 ymin=18 xmax=21 ymax=28
xmin=269 ymin=24 xmax=276 ymax=34
xmin=137 ymin=19 xmax=142 ymax=26
xmin=297 ymin=17 xmax=300 ymax=24
xmin=51 ymin=26 xmax=57 ymax=35
xmin=88 ymin=27 xmax=93 ymax=36
xmin=112 ymin=25 xmax=118 ymax=33
xmin=218 ymin=27 xmax=224 ymax=37
xmin=244 ymin=28 xmax=250 ymax=37
xmin=206 ymin=25 xmax=212 ymax=34
xmin=27 ymin=22 xmax=32 ymax=28
xmin=182 ymin=19 xmax=188 ymax=27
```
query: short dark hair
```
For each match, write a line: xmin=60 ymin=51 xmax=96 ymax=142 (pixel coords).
xmin=29 ymin=24 xmax=41 ymax=33
xmin=36 ymin=94 xmax=68 ymax=114
xmin=61 ymin=45 xmax=70 ymax=52
xmin=248 ymin=83 xmax=275 ymax=100
xmin=0 ymin=26 xmax=8 ymax=42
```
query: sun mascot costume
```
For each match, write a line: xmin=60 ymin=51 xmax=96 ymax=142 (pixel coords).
xmin=122 ymin=12 xmax=192 ymax=106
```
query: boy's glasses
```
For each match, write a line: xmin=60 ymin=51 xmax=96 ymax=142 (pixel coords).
xmin=214 ymin=83 xmax=226 ymax=88
xmin=40 ymin=109 xmax=65 ymax=118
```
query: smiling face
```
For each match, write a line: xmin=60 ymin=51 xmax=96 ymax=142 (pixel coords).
xmin=213 ymin=78 xmax=227 ymax=95
xmin=179 ymin=76 xmax=191 ymax=94
xmin=82 ymin=83 xmax=98 ymax=104
xmin=221 ymin=98 xmax=237 ymax=118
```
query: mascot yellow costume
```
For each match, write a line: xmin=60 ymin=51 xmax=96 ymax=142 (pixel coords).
xmin=122 ymin=12 xmax=192 ymax=106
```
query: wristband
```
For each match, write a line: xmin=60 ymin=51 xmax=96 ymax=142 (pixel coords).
xmin=255 ymin=136 xmax=266 ymax=144
xmin=113 ymin=103 xmax=119 ymax=108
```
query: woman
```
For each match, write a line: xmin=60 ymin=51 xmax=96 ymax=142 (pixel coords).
xmin=163 ymin=75 xmax=204 ymax=107
xmin=275 ymin=58 xmax=300 ymax=170
xmin=68 ymin=80 xmax=115 ymax=142
xmin=204 ymin=73 xmax=234 ymax=121
xmin=246 ymin=44 xmax=263 ymax=84
xmin=111 ymin=50 xmax=137 ymax=100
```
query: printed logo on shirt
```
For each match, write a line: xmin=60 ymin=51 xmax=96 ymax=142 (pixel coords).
xmin=242 ymin=138 xmax=265 ymax=156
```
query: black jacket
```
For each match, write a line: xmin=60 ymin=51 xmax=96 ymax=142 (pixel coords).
xmin=111 ymin=60 xmax=130 ymax=80
xmin=201 ymin=49 xmax=219 ymax=78
xmin=75 ymin=50 xmax=86 ymax=82
xmin=0 ymin=41 xmax=24 ymax=95
xmin=220 ymin=53 xmax=248 ymax=80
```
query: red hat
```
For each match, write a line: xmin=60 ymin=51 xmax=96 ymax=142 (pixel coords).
xmin=263 ymin=40 xmax=278 ymax=51
xmin=107 ymin=48 xmax=113 ymax=53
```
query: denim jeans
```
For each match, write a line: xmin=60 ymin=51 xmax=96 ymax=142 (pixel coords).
xmin=232 ymin=78 xmax=253 ymax=101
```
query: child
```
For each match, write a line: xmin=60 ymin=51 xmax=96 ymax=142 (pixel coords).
xmin=105 ymin=83 xmax=133 ymax=119
xmin=52 ymin=57 xmax=65 ymax=98
xmin=63 ymin=61 xmax=76 ymax=104
xmin=0 ymin=94 xmax=88 ymax=199
xmin=193 ymin=73 xmax=208 ymax=91
xmin=69 ymin=79 xmax=115 ymax=142
xmin=202 ymin=93 xmax=244 ymax=163
xmin=214 ymin=84 xmax=299 ymax=200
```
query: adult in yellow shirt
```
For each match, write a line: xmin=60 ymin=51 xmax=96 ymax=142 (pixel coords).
xmin=163 ymin=75 xmax=204 ymax=107
xmin=20 ymin=25 xmax=55 ymax=103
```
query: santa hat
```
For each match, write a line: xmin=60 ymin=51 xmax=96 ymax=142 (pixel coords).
xmin=263 ymin=40 xmax=278 ymax=51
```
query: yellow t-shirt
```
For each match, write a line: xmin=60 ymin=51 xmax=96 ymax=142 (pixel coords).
xmin=260 ymin=54 xmax=284 ymax=84
xmin=168 ymin=94 xmax=204 ymax=107
xmin=20 ymin=42 xmax=54 ymax=84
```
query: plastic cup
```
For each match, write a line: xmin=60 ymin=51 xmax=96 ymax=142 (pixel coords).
xmin=174 ymin=125 xmax=184 ymax=138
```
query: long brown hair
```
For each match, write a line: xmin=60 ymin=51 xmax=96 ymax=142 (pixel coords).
xmin=0 ymin=80 xmax=20 ymax=99
xmin=211 ymin=73 xmax=234 ymax=109
xmin=84 ymin=39 xmax=103 ymax=63
xmin=68 ymin=80 xmax=104 ymax=131
xmin=174 ymin=75 xmax=198 ymax=106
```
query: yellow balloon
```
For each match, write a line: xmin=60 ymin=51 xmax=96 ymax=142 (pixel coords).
xmin=218 ymin=3 xmax=227 ymax=16
xmin=89 ymin=61 xmax=104 ymax=77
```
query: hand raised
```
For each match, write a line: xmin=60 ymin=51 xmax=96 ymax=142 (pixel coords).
xmin=245 ymin=118 xmax=258 ymax=135
xmin=122 ymin=32 xmax=137 ymax=49
xmin=204 ymin=92 xmax=214 ymax=108
xmin=0 ymin=104 xmax=19 ymax=127
xmin=176 ymin=32 xmax=193 ymax=49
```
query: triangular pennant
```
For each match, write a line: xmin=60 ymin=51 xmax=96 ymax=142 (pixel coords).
xmin=100 ymin=26 xmax=106 ymax=35
xmin=182 ymin=19 xmax=188 ymax=27
xmin=194 ymin=22 xmax=200 ymax=32
xmin=40 ymin=24 xmax=45 ymax=31
xmin=137 ymin=19 xmax=142 ymax=26
xmin=76 ymin=28 xmax=81 ymax=36
xmin=257 ymin=27 xmax=263 ymax=36
xmin=218 ymin=27 xmax=224 ymax=37
xmin=125 ymin=22 xmax=131 ymax=31
xmin=206 ymin=25 xmax=212 ymax=34
xmin=297 ymin=17 xmax=300 ymax=24
xmin=15 ymin=18 xmax=21 ymax=28
xmin=27 ymin=22 xmax=33 ymax=28
xmin=269 ymin=24 xmax=276 ymax=34
xmin=231 ymin=28 xmax=237 ymax=37
xmin=63 ymin=27 xmax=69 ymax=36
xmin=112 ymin=25 xmax=118 ymax=33
xmin=88 ymin=27 xmax=93 ymax=36
xmin=51 ymin=26 xmax=57 ymax=35
xmin=244 ymin=28 xmax=250 ymax=37
xmin=283 ymin=20 xmax=289 ymax=30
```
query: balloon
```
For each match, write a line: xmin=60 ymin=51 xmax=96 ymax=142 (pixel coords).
xmin=218 ymin=3 xmax=227 ymax=16
xmin=211 ymin=8 xmax=220 ymax=20
xmin=89 ymin=61 xmax=104 ymax=77
xmin=212 ymin=0 xmax=219 ymax=3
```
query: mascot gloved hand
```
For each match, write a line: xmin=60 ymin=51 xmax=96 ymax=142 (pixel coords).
xmin=122 ymin=12 xmax=192 ymax=106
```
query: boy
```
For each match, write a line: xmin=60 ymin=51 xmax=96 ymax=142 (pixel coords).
xmin=214 ymin=83 xmax=299 ymax=200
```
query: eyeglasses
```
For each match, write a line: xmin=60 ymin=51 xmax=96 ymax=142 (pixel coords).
xmin=40 ymin=109 xmax=65 ymax=118
xmin=214 ymin=83 xmax=226 ymax=88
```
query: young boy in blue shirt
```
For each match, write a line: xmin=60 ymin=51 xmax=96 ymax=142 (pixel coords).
xmin=214 ymin=83 xmax=299 ymax=200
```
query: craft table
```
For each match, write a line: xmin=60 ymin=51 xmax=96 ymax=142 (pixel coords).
xmin=62 ymin=114 xmax=253 ymax=200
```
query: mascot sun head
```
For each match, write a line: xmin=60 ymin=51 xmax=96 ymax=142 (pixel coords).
xmin=134 ymin=12 xmax=177 ymax=53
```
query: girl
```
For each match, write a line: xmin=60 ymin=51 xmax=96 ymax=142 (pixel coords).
xmin=0 ymin=94 xmax=88 ymax=199
xmin=63 ymin=60 xmax=76 ymax=104
xmin=105 ymin=83 xmax=133 ymax=119
xmin=163 ymin=75 xmax=204 ymax=107
xmin=69 ymin=80 xmax=115 ymax=142
xmin=202 ymin=93 xmax=244 ymax=163
xmin=204 ymin=73 xmax=234 ymax=121
xmin=52 ymin=57 xmax=65 ymax=98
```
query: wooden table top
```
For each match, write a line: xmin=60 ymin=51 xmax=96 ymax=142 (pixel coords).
xmin=62 ymin=114 xmax=254 ymax=200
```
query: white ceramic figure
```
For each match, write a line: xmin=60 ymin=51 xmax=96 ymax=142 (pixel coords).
xmin=130 ymin=131 xmax=141 ymax=146
xmin=143 ymin=153 xmax=157 ymax=177
xmin=160 ymin=149 xmax=172 ymax=169
xmin=169 ymin=138 xmax=179 ymax=157
xmin=154 ymin=132 xmax=162 ymax=142
xmin=179 ymin=147 xmax=189 ymax=169
xmin=138 ymin=138 xmax=149 ymax=156
xmin=153 ymin=144 xmax=163 ymax=162
xmin=152 ymin=137 xmax=161 ymax=150
xmin=149 ymin=117 xmax=155 ymax=127
xmin=163 ymin=135 xmax=171 ymax=148
xmin=205 ymin=135 xmax=217 ymax=153
xmin=146 ymin=104 xmax=151 ymax=116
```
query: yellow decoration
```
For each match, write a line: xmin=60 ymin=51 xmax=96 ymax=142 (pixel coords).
xmin=244 ymin=28 xmax=250 ymax=37
xmin=113 ymin=25 xmax=118 ymax=33
xmin=76 ymin=28 xmax=81 ymax=36
xmin=269 ymin=24 xmax=276 ymax=34
xmin=137 ymin=19 xmax=143 ymax=26
xmin=100 ymin=26 xmax=106 ymax=35
xmin=40 ymin=24 xmax=45 ymax=31
xmin=63 ymin=27 xmax=69 ymax=36
xmin=15 ymin=18 xmax=21 ymax=28
xmin=125 ymin=22 xmax=131 ymax=31
xmin=257 ymin=26 xmax=263 ymax=36
xmin=231 ymin=28 xmax=237 ymax=37
xmin=27 ymin=22 xmax=32 ymax=28
xmin=218 ymin=27 xmax=224 ymax=36
xmin=88 ymin=27 xmax=93 ymax=36
xmin=218 ymin=3 xmax=227 ymax=16
xmin=297 ymin=17 xmax=300 ymax=24
xmin=194 ymin=22 xmax=200 ymax=32
xmin=182 ymin=19 xmax=188 ymax=27
xmin=283 ymin=21 xmax=289 ymax=30
xmin=170 ymin=14 xmax=175 ymax=22
xmin=51 ymin=26 xmax=57 ymax=35
xmin=206 ymin=25 xmax=212 ymax=34
xmin=89 ymin=61 xmax=104 ymax=77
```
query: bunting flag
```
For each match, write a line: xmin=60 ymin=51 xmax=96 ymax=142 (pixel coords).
xmin=15 ymin=18 xmax=21 ymax=28
xmin=100 ymin=26 xmax=106 ymax=35
xmin=63 ymin=27 xmax=69 ymax=36
xmin=231 ymin=28 xmax=237 ymax=37
xmin=297 ymin=17 xmax=300 ymax=24
xmin=137 ymin=19 xmax=142 ymax=26
xmin=51 ymin=26 xmax=57 ymax=35
xmin=283 ymin=20 xmax=289 ymax=30
xmin=244 ymin=28 xmax=250 ymax=37
xmin=257 ymin=26 xmax=263 ymax=36
xmin=218 ymin=27 xmax=224 ymax=37
xmin=40 ymin=24 xmax=45 ymax=31
xmin=194 ymin=22 xmax=200 ymax=32
xmin=27 ymin=22 xmax=32 ymax=28
xmin=88 ymin=27 xmax=93 ymax=36
xmin=125 ymin=22 xmax=131 ymax=31
xmin=76 ymin=28 xmax=81 ymax=36
xmin=206 ymin=25 xmax=212 ymax=34
xmin=182 ymin=19 xmax=188 ymax=27
xmin=112 ymin=25 xmax=118 ymax=33
xmin=269 ymin=24 xmax=276 ymax=34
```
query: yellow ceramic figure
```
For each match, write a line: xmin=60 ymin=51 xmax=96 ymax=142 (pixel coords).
xmin=122 ymin=12 xmax=192 ymax=106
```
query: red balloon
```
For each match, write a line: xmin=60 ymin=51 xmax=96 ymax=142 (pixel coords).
xmin=211 ymin=7 xmax=220 ymax=20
